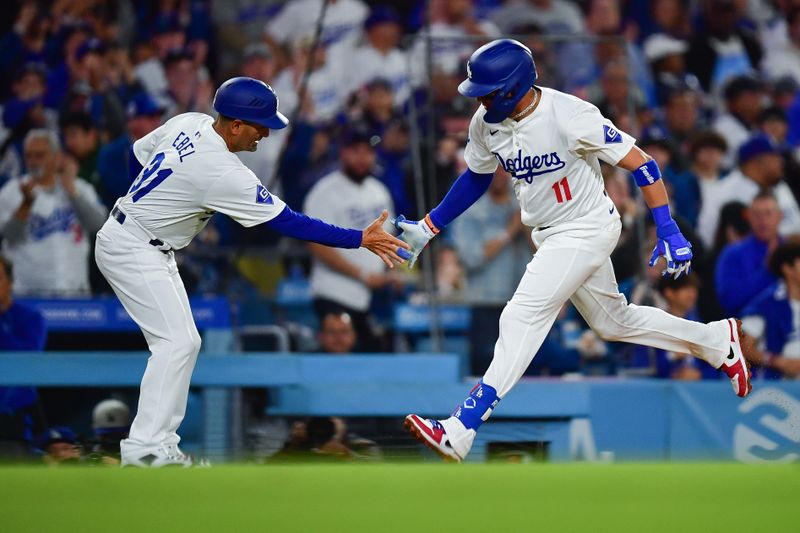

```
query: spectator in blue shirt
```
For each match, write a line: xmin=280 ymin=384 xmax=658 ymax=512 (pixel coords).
xmin=670 ymin=131 xmax=728 ymax=230
xmin=0 ymin=255 xmax=46 ymax=349
xmin=97 ymin=93 xmax=165 ymax=208
xmin=741 ymin=242 xmax=800 ymax=379
xmin=715 ymin=190 xmax=782 ymax=316
xmin=0 ymin=254 xmax=47 ymax=457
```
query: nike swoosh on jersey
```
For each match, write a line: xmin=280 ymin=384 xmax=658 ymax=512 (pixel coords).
xmin=490 ymin=129 xmax=499 ymax=135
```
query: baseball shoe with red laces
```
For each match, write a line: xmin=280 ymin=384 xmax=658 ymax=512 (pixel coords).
xmin=719 ymin=318 xmax=752 ymax=398
xmin=404 ymin=415 xmax=464 ymax=463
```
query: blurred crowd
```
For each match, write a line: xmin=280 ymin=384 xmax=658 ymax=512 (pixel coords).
xmin=2 ymin=0 xmax=800 ymax=407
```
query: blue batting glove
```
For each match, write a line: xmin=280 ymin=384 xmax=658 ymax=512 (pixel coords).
xmin=393 ymin=214 xmax=438 ymax=268
xmin=648 ymin=219 xmax=693 ymax=279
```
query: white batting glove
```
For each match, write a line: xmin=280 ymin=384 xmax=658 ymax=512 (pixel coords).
xmin=393 ymin=214 xmax=438 ymax=268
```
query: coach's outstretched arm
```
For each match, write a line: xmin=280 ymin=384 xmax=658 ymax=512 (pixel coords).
xmin=394 ymin=168 xmax=494 ymax=266
xmin=265 ymin=206 xmax=411 ymax=268
xmin=617 ymin=145 xmax=692 ymax=279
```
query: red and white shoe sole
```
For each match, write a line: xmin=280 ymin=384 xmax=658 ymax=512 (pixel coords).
xmin=403 ymin=415 xmax=461 ymax=463
xmin=728 ymin=318 xmax=753 ymax=398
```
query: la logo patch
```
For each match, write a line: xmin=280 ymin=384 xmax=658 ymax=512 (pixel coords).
xmin=467 ymin=61 xmax=472 ymax=80
xmin=256 ymin=183 xmax=274 ymax=205
xmin=603 ymin=125 xmax=622 ymax=144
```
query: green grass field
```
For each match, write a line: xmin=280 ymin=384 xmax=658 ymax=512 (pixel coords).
xmin=1 ymin=463 xmax=797 ymax=533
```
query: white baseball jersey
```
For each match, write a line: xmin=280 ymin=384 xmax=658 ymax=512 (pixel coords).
xmin=118 ymin=112 xmax=286 ymax=249
xmin=697 ymin=167 xmax=800 ymax=247
xmin=464 ymin=87 xmax=635 ymax=229
xmin=272 ymin=66 xmax=349 ymax=126
xmin=265 ymin=0 xmax=367 ymax=58
xmin=303 ymin=170 xmax=393 ymax=311
xmin=0 ymin=176 xmax=98 ymax=295
xmin=349 ymin=45 xmax=410 ymax=104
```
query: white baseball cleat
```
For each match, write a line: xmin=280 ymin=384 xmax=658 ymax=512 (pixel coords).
xmin=719 ymin=318 xmax=752 ymax=398
xmin=121 ymin=444 xmax=205 ymax=468
xmin=404 ymin=414 xmax=465 ymax=463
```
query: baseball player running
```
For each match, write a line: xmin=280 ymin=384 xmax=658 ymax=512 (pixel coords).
xmin=95 ymin=77 xmax=409 ymax=467
xmin=398 ymin=40 xmax=753 ymax=462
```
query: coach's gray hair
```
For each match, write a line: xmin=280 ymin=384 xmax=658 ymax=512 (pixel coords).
xmin=23 ymin=128 xmax=61 ymax=153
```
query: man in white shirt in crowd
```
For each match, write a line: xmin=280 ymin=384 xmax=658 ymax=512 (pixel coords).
xmin=0 ymin=129 xmax=107 ymax=295
xmin=304 ymin=128 xmax=398 ymax=351
xmin=272 ymin=34 xmax=349 ymax=126
xmin=712 ymin=75 xmax=765 ymax=168
xmin=236 ymin=43 xmax=290 ymax=183
xmin=350 ymin=7 xmax=410 ymax=106
xmin=411 ymin=0 xmax=500 ymax=84
xmin=762 ymin=7 xmax=800 ymax=84
xmin=265 ymin=0 xmax=368 ymax=73
xmin=491 ymin=0 xmax=584 ymax=35
xmin=698 ymin=133 xmax=800 ymax=247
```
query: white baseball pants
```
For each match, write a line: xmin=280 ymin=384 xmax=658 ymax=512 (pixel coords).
xmin=94 ymin=218 xmax=201 ymax=453
xmin=483 ymin=217 xmax=729 ymax=397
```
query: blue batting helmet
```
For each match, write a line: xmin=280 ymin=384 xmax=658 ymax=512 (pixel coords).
xmin=458 ymin=39 xmax=538 ymax=123
xmin=213 ymin=77 xmax=289 ymax=129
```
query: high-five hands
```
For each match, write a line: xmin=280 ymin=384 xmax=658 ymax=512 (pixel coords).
xmin=361 ymin=210 xmax=412 ymax=268
xmin=393 ymin=214 xmax=438 ymax=268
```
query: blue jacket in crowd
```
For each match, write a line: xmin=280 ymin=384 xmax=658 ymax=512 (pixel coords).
xmin=0 ymin=301 xmax=47 ymax=445
xmin=742 ymin=282 xmax=795 ymax=380
xmin=715 ymin=235 xmax=779 ymax=316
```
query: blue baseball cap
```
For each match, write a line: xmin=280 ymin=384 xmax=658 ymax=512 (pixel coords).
xmin=365 ymin=7 xmax=401 ymax=29
xmin=738 ymin=134 xmax=780 ymax=165
xmin=724 ymin=74 xmax=763 ymax=101
xmin=152 ymin=13 xmax=182 ymax=36
xmin=75 ymin=37 xmax=106 ymax=61
xmin=36 ymin=426 xmax=78 ymax=451
xmin=127 ymin=93 xmax=165 ymax=118
xmin=342 ymin=125 xmax=378 ymax=148
xmin=2 ymin=98 xmax=41 ymax=129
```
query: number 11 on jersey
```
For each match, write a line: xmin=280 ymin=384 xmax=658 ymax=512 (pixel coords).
xmin=552 ymin=177 xmax=572 ymax=203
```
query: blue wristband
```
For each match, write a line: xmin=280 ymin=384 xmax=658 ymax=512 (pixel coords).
xmin=632 ymin=159 xmax=661 ymax=187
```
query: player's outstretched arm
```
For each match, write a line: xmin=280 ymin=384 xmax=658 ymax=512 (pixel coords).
xmin=265 ymin=206 xmax=410 ymax=268
xmin=617 ymin=146 xmax=692 ymax=279
xmin=394 ymin=168 xmax=494 ymax=267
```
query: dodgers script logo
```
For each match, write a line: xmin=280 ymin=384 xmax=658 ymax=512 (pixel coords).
xmin=492 ymin=150 xmax=566 ymax=183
